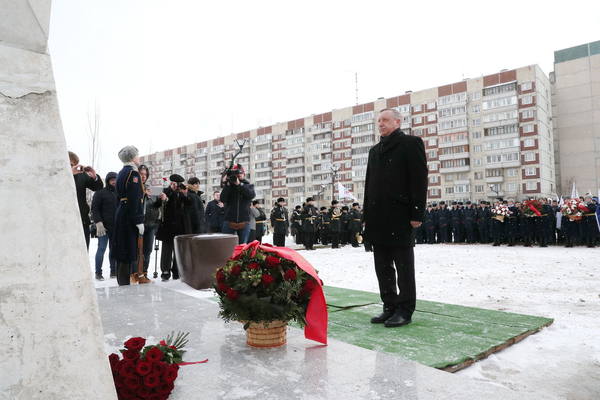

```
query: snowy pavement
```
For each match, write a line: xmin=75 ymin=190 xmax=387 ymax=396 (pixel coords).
xmin=89 ymin=236 xmax=600 ymax=399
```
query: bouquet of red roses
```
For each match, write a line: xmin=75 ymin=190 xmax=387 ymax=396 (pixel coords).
xmin=108 ymin=332 xmax=190 ymax=400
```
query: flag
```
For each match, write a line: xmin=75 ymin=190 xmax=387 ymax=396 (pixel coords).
xmin=336 ymin=182 xmax=356 ymax=201
xmin=571 ymin=182 xmax=579 ymax=199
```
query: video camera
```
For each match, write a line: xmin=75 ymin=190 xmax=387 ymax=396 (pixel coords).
xmin=220 ymin=139 xmax=247 ymax=188
xmin=225 ymin=167 xmax=242 ymax=185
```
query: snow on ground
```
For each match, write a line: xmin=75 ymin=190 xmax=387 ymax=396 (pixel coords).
xmin=89 ymin=235 xmax=600 ymax=399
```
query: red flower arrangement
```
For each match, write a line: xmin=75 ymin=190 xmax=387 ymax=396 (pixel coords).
xmin=108 ymin=332 xmax=205 ymax=400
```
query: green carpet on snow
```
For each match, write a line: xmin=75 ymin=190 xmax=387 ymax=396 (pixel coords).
xmin=319 ymin=286 xmax=553 ymax=370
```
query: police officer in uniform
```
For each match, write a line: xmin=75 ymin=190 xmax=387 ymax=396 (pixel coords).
xmin=437 ymin=201 xmax=451 ymax=243
xmin=463 ymin=201 xmax=476 ymax=243
xmin=270 ymin=198 xmax=289 ymax=247
xmin=113 ymin=146 xmax=149 ymax=286
xmin=301 ymin=197 xmax=319 ymax=250
xmin=349 ymin=202 xmax=363 ymax=247
xmin=329 ymin=200 xmax=342 ymax=248
xmin=318 ymin=206 xmax=330 ymax=245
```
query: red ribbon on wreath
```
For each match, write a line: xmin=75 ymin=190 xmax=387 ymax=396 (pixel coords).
xmin=231 ymin=241 xmax=328 ymax=345
xmin=577 ymin=203 xmax=590 ymax=213
xmin=526 ymin=201 xmax=542 ymax=216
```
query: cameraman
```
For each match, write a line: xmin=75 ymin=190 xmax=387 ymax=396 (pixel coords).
xmin=155 ymin=174 xmax=191 ymax=281
xmin=220 ymin=164 xmax=255 ymax=244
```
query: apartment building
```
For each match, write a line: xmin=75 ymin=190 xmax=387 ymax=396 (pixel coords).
xmin=140 ymin=64 xmax=555 ymax=206
xmin=551 ymin=40 xmax=600 ymax=195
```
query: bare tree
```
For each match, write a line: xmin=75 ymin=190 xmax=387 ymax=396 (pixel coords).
xmin=88 ymin=101 xmax=101 ymax=169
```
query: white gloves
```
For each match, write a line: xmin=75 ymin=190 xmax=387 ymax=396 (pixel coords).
xmin=96 ymin=222 xmax=106 ymax=237
xmin=136 ymin=224 xmax=145 ymax=236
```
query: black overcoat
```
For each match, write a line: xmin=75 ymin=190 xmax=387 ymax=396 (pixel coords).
xmin=113 ymin=165 xmax=144 ymax=263
xmin=363 ymin=129 xmax=428 ymax=247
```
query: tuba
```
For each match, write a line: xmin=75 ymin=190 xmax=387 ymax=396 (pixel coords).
xmin=332 ymin=207 xmax=342 ymax=218
xmin=355 ymin=232 xmax=363 ymax=244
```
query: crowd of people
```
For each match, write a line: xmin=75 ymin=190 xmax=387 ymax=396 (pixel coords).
xmin=70 ymin=146 xmax=599 ymax=286
xmin=415 ymin=198 xmax=599 ymax=248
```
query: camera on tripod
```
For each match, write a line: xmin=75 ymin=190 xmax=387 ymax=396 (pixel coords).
xmin=226 ymin=167 xmax=242 ymax=185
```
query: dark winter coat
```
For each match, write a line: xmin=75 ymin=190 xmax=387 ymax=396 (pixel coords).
xmin=113 ymin=165 xmax=144 ymax=263
xmin=349 ymin=209 xmax=362 ymax=233
xmin=270 ymin=205 xmax=289 ymax=235
xmin=73 ymin=172 xmax=104 ymax=225
xmin=205 ymin=199 xmax=225 ymax=230
xmin=363 ymin=129 xmax=428 ymax=247
xmin=220 ymin=180 xmax=256 ymax=223
xmin=155 ymin=187 xmax=191 ymax=241
xmin=143 ymin=194 xmax=161 ymax=229
xmin=187 ymin=190 xmax=207 ymax=234
xmin=90 ymin=175 xmax=118 ymax=231
xmin=301 ymin=204 xmax=319 ymax=233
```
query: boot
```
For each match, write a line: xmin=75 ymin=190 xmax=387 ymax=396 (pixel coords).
xmin=137 ymin=274 xmax=152 ymax=284
xmin=130 ymin=273 xmax=139 ymax=285
xmin=116 ymin=262 xmax=130 ymax=286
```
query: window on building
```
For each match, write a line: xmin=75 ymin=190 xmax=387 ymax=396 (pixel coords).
xmin=474 ymin=172 xmax=483 ymax=180
xmin=427 ymin=101 xmax=436 ymax=110
xmin=482 ymin=82 xmax=516 ymax=97
xmin=429 ymin=175 xmax=439 ymax=183
xmin=507 ymin=183 xmax=517 ymax=192
xmin=428 ymin=138 xmax=437 ymax=146
xmin=525 ymin=181 xmax=537 ymax=190
xmin=473 ymin=145 xmax=482 ymax=152
xmin=524 ymin=167 xmax=536 ymax=176
xmin=524 ymin=138 xmax=535 ymax=147
xmin=472 ymin=131 xmax=482 ymax=139
xmin=413 ymin=104 xmax=422 ymax=113
xmin=507 ymin=168 xmax=518 ymax=177
xmin=474 ymin=158 xmax=482 ymax=166
xmin=427 ymin=114 xmax=436 ymax=122
xmin=475 ymin=185 xmax=484 ymax=193
xmin=471 ymin=105 xmax=480 ymax=113
xmin=520 ymin=82 xmax=532 ymax=91
xmin=522 ymin=95 xmax=533 ymax=105
xmin=523 ymin=124 xmax=534 ymax=133
xmin=524 ymin=152 xmax=536 ymax=162
xmin=413 ymin=116 xmax=422 ymax=124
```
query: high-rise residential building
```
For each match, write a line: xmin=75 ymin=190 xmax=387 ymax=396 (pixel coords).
xmin=551 ymin=40 xmax=600 ymax=196
xmin=140 ymin=64 xmax=555 ymax=206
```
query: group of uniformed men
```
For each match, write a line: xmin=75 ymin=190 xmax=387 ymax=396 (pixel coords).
xmin=416 ymin=197 xmax=600 ymax=248
xmin=269 ymin=198 xmax=365 ymax=251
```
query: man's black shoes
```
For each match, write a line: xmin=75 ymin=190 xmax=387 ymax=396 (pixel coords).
xmin=384 ymin=312 xmax=412 ymax=328
xmin=95 ymin=274 xmax=104 ymax=281
xmin=370 ymin=310 xmax=395 ymax=324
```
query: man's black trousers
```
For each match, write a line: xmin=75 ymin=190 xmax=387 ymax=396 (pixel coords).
xmin=372 ymin=244 xmax=416 ymax=319
xmin=160 ymin=239 xmax=179 ymax=279
xmin=273 ymin=233 xmax=286 ymax=247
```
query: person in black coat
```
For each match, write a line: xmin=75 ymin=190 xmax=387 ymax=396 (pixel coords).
xmin=340 ymin=206 xmax=352 ymax=245
xmin=156 ymin=174 xmax=192 ymax=280
xmin=436 ymin=201 xmax=451 ymax=243
xmin=68 ymin=151 xmax=103 ymax=249
xmin=582 ymin=196 xmax=599 ymax=247
xmin=349 ymin=203 xmax=363 ymax=247
xmin=205 ymin=192 xmax=225 ymax=233
xmin=476 ymin=201 xmax=491 ymax=243
xmin=220 ymin=164 xmax=256 ymax=244
xmin=318 ymin=207 xmax=331 ymax=245
xmin=91 ymin=171 xmax=118 ymax=280
xmin=301 ymin=197 xmax=319 ymax=250
xmin=186 ymin=177 xmax=207 ymax=234
xmin=270 ymin=198 xmax=289 ymax=247
xmin=424 ymin=205 xmax=437 ymax=244
xmin=328 ymin=200 xmax=342 ymax=248
xmin=363 ymin=109 xmax=428 ymax=328
xmin=113 ymin=146 xmax=148 ymax=286
xmin=139 ymin=165 xmax=161 ymax=278
xmin=291 ymin=205 xmax=303 ymax=245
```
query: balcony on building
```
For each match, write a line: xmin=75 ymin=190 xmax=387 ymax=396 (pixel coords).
xmin=485 ymin=175 xmax=504 ymax=184
xmin=438 ymin=151 xmax=470 ymax=161
xmin=439 ymin=165 xmax=470 ymax=173
xmin=485 ymin=190 xmax=505 ymax=198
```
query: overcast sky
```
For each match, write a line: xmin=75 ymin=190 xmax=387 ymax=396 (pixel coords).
xmin=48 ymin=0 xmax=600 ymax=174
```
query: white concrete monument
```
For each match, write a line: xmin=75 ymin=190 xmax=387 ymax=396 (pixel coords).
xmin=0 ymin=1 xmax=117 ymax=398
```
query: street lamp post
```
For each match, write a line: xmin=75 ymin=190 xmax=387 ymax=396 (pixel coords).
xmin=330 ymin=163 xmax=340 ymax=203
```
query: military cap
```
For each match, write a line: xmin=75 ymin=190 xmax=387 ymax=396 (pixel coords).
xmin=331 ymin=200 xmax=339 ymax=205
xmin=451 ymin=201 xmax=457 ymax=205
xmin=439 ymin=201 xmax=446 ymax=205
xmin=277 ymin=197 xmax=285 ymax=203
xmin=118 ymin=145 xmax=139 ymax=163
xmin=342 ymin=206 xmax=349 ymax=211
xmin=306 ymin=197 xmax=314 ymax=202
xmin=466 ymin=201 xmax=471 ymax=205
xmin=352 ymin=202 xmax=359 ymax=207
xmin=169 ymin=174 xmax=184 ymax=183
xmin=458 ymin=201 xmax=464 ymax=205
xmin=320 ymin=206 xmax=327 ymax=211
xmin=431 ymin=202 xmax=437 ymax=207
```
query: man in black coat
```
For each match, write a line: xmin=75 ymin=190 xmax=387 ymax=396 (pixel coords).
xmin=91 ymin=171 xmax=118 ymax=280
xmin=363 ymin=109 xmax=428 ymax=328
xmin=186 ymin=177 xmax=207 ymax=234
xmin=68 ymin=151 xmax=103 ymax=249
xmin=220 ymin=164 xmax=256 ymax=244
xmin=349 ymin=203 xmax=363 ymax=247
xmin=291 ymin=205 xmax=303 ymax=245
xmin=436 ymin=201 xmax=451 ymax=243
xmin=156 ymin=174 xmax=191 ymax=281
xmin=270 ymin=198 xmax=289 ymax=247
xmin=301 ymin=197 xmax=319 ymax=250
xmin=328 ymin=200 xmax=342 ymax=248
xmin=318 ymin=206 xmax=330 ymax=245
xmin=113 ymin=146 xmax=147 ymax=286
xmin=205 ymin=192 xmax=225 ymax=233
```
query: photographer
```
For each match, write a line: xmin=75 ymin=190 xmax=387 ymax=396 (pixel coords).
xmin=220 ymin=164 xmax=256 ymax=244
xmin=68 ymin=151 xmax=103 ymax=249
xmin=205 ymin=191 xmax=225 ymax=233
xmin=155 ymin=174 xmax=191 ymax=281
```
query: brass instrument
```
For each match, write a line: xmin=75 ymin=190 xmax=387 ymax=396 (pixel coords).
xmin=331 ymin=207 xmax=342 ymax=219
xmin=356 ymin=232 xmax=363 ymax=244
